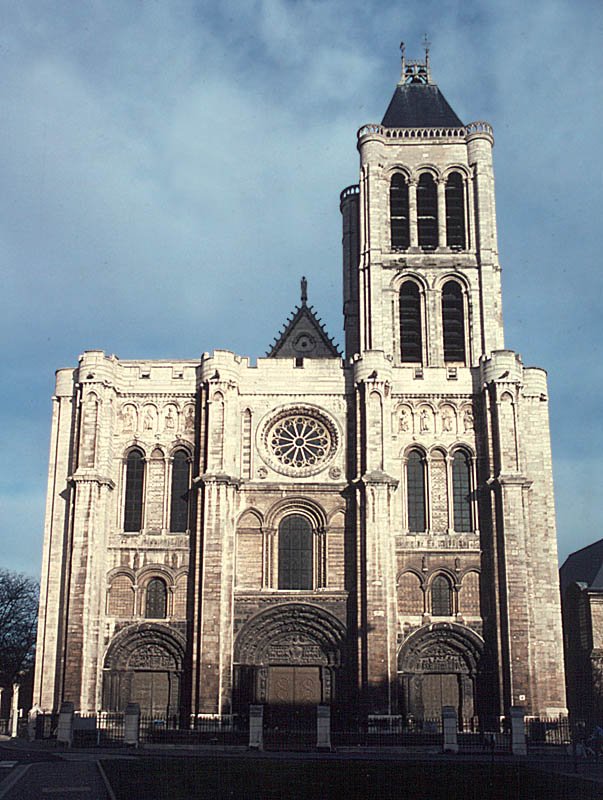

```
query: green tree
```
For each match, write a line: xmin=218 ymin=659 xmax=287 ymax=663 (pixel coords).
xmin=0 ymin=569 xmax=38 ymax=688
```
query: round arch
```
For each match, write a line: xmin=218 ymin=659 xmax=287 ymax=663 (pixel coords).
xmin=102 ymin=623 xmax=186 ymax=714
xmin=397 ymin=622 xmax=484 ymax=719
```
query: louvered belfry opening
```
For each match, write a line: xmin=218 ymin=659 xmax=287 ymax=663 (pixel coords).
xmin=442 ymin=281 xmax=466 ymax=363
xmin=124 ymin=448 xmax=144 ymax=532
xmin=169 ymin=449 xmax=190 ymax=532
xmin=445 ymin=171 xmax=466 ymax=250
xmin=278 ymin=514 xmax=313 ymax=589
xmin=452 ymin=450 xmax=472 ymax=532
xmin=417 ymin=173 xmax=438 ymax=250
xmin=399 ymin=281 xmax=422 ymax=362
xmin=390 ymin=173 xmax=410 ymax=250
xmin=406 ymin=449 xmax=426 ymax=532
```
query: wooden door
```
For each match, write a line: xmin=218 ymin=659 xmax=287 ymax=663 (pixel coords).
xmin=267 ymin=666 xmax=322 ymax=706
xmin=422 ymin=673 xmax=460 ymax=718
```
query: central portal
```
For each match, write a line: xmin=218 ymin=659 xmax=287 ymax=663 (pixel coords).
xmin=267 ymin=666 xmax=322 ymax=706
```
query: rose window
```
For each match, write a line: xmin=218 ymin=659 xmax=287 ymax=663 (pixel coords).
xmin=270 ymin=416 xmax=331 ymax=468
xmin=259 ymin=406 xmax=338 ymax=477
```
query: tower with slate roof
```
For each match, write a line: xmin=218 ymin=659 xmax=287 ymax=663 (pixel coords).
xmin=34 ymin=47 xmax=567 ymax=722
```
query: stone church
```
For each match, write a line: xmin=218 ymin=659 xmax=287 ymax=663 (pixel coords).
xmin=34 ymin=49 xmax=567 ymax=722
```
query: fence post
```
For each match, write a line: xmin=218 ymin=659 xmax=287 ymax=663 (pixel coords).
xmin=57 ymin=701 xmax=74 ymax=747
xmin=249 ymin=704 xmax=263 ymax=750
xmin=442 ymin=706 xmax=459 ymax=753
xmin=124 ymin=703 xmax=141 ymax=747
xmin=317 ymin=705 xmax=331 ymax=751
xmin=510 ymin=706 xmax=526 ymax=756
xmin=9 ymin=683 xmax=20 ymax=738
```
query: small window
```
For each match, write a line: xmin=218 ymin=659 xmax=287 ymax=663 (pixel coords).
xmin=169 ymin=450 xmax=190 ymax=532
xmin=278 ymin=515 xmax=313 ymax=589
xmin=431 ymin=575 xmax=453 ymax=616
xmin=146 ymin=577 xmax=168 ymax=618
xmin=417 ymin=173 xmax=438 ymax=250
xmin=399 ymin=282 xmax=422 ymax=363
xmin=442 ymin=281 xmax=466 ymax=363
xmin=452 ymin=450 xmax=472 ymax=532
xmin=124 ymin=449 xmax=144 ymax=532
xmin=390 ymin=173 xmax=410 ymax=250
xmin=406 ymin=449 xmax=426 ymax=533
xmin=445 ymin=172 xmax=466 ymax=250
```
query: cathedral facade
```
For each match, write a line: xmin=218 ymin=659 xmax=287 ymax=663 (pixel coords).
xmin=34 ymin=52 xmax=567 ymax=722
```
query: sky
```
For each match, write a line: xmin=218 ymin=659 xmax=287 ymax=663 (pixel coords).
xmin=1 ymin=0 xmax=602 ymax=578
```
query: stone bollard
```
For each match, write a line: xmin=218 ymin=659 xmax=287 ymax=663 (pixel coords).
xmin=442 ymin=706 xmax=459 ymax=754
xmin=317 ymin=705 xmax=332 ymax=751
xmin=249 ymin=704 xmax=263 ymax=750
xmin=9 ymin=684 xmax=20 ymax=738
xmin=124 ymin=703 xmax=141 ymax=747
xmin=57 ymin=701 xmax=75 ymax=747
xmin=510 ymin=706 xmax=526 ymax=756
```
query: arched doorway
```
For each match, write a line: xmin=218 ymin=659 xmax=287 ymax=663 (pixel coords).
xmin=398 ymin=623 xmax=484 ymax=720
xmin=102 ymin=623 xmax=186 ymax=714
xmin=233 ymin=603 xmax=346 ymax=712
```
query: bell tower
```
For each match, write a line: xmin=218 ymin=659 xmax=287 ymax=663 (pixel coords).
xmin=342 ymin=45 xmax=567 ymax=718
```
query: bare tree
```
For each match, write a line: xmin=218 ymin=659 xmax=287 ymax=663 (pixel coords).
xmin=0 ymin=569 xmax=38 ymax=688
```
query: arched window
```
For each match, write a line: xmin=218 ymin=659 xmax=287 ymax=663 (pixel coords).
xmin=146 ymin=577 xmax=168 ymax=618
xmin=399 ymin=281 xmax=422 ymax=363
xmin=445 ymin=172 xmax=466 ymax=250
xmin=169 ymin=450 xmax=190 ymax=532
xmin=406 ymin=449 xmax=426 ymax=532
xmin=278 ymin=514 xmax=313 ymax=589
xmin=442 ymin=281 xmax=466 ymax=363
xmin=417 ymin=173 xmax=438 ymax=250
xmin=452 ymin=450 xmax=473 ymax=532
xmin=390 ymin=173 xmax=410 ymax=250
xmin=431 ymin=575 xmax=453 ymax=616
xmin=124 ymin=448 xmax=145 ymax=532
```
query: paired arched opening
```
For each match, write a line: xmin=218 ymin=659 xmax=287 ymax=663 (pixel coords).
xmin=399 ymin=281 xmax=423 ymax=363
xmin=122 ymin=446 xmax=191 ymax=533
xmin=404 ymin=446 xmax=475 ymax=534
xmin=390 ymin=173 xmax=410 ymax=249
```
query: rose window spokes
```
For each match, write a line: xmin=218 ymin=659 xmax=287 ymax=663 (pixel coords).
xmin=270 ymin=416 xmax=331 ymax=468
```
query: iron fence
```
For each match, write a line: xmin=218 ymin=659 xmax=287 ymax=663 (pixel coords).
xmin=331 ymin=712 xmax=443 ymax=748
xmin=73 ymin=712 xmax=125 ymax=747
xmin=525 ymin=716 xmax=571 ymax=747
xmin=140 ymin=713 xmax=248 ymax=746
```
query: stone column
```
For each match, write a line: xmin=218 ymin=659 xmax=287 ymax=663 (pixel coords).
xmin=408 ymin=180 xmax=418 ymax=248
xmin=510 ymin=706 xmax=526 ymax=756
xmin=442 ymin=705 xmax=459 ymax=753
xmin=317 ymin=705 xmax=332 ymax=751
xmin=9 ymin=683 xmax=20 ymax=738
xmin=249 ymin=705 xmax=263 ymax=750
xmin=437 ymin=178 xmax=447 ymax=250
xmin=124 ymin=702 xmax=140 ymax=747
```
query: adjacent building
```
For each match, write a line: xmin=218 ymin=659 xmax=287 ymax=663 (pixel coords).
xmin=34 ymin=49 xmax=567 ymax=721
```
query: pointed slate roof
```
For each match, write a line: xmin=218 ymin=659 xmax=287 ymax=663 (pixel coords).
xmin=560 ymin=538 xmax=603 ymax=593
xmin=381 ymin=82 xmax=464 ymax=128
xmin=266 ymin=278 xmax=341 ymax=359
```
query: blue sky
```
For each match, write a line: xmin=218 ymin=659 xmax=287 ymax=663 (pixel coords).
xmin=1 ymin=0 xmax=602 ymax=577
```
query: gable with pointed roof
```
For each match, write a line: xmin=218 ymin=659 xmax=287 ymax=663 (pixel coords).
xmin=267 ymin=281 xmax=341 ymax=359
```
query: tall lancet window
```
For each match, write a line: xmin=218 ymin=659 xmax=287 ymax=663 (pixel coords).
xmin=124 ymin=448 xmax=145 ymax=532
xmin=417 ymin=173 xmax=438 ymax=250
xmin=445 ymin=172 xmax=466 ymax=250
xmin=399 ymin=281 xmax=422 ymax=363
xmin=452 ymin=450 xmax=473 ymax=532
xmin=278 ymin=515 xmax=313 ymax=589
xmin=390 ymin=173 xmax=410 ymax=250
xmin=169 ymin=449 xmax=190 ymax=532
xmin=406 ymin=449 xmax=426 ymax=532
xmin=442 ymin=281 xmax=466 ymax=363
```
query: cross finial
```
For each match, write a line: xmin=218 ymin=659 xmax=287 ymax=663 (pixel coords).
xmin=423 ymin=32 xmax=431 ymax=69
xmin=301 ymin=276 xmax=308 ymax=305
